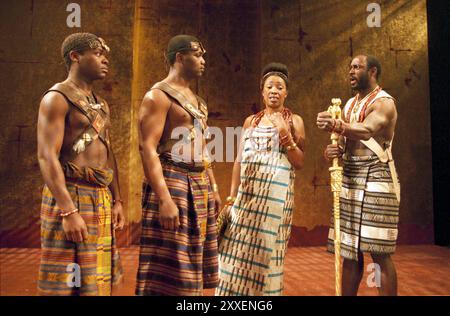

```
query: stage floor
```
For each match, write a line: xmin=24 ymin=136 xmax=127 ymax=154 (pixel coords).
xmin=1 ymin=245 xmax=449 ymax=296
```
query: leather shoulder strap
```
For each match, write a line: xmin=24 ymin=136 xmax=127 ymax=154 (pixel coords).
xmin=360 ymin=138 xmax=389 ymax=162
xmin=45 ymin=82 xmax=94 ymax=120
xmin=196 ymin=95 xmax=208 ymax=120
xmin=360 ymin=135 xmax=400 ymax=202
xmin=92 ymin=93 xmax=110 ymax=118
xmin=151 ymin=82 xmax=207 ymax=121
xmin=44 ymin=82 xmax=110 ymax=163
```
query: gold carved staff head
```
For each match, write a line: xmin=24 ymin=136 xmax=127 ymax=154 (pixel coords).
xmin=327 ymin=98 xmax=342 ymax=120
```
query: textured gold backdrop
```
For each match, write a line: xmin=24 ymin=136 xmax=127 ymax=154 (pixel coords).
xmin=0 ymin=0 xmax=433 ymax=247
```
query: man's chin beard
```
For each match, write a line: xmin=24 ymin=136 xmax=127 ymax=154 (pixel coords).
xmin=352 ymin=83 xmax=368 ymax=92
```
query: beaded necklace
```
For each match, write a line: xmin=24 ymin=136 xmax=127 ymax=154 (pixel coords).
xmin=345 ymin=86 xmax=381 ymax=123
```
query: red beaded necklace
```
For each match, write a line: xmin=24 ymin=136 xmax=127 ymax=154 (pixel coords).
xmin=345 ymin=86 xmax=381 ymax=123
xmin=252 ymin=107 xmax=293 ymax=128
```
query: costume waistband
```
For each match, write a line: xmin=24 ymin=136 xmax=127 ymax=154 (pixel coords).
xmin=159 ymin=152 xmax=207 ymax=172
xmin=63 ymin=161 xmax=113 ymax=187
xmin=342 ymin=154 xmax=380 ymax=162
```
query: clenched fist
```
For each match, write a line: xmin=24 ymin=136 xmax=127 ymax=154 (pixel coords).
xmin=316 ymin=111 xmax=335 ymax=132
xmin=323 ymin=143 xmax=344 ymax=160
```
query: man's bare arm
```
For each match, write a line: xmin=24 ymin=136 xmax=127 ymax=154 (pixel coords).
xmin=206 ymin=167 xmax=217 ymax=188
xmin=106 ymin=132 xmax=122 ymax=202
xmin=37 ymin=92 xmax=76 ymax=212
xmin=106 ymin=132 xmax=125 ymax=230
xmin=206 ymin=166 xmax=222 ymax=214
xmin=139 ymin=90 xmax=180 ymax=230
xmin=341 ymin=98 xmax=396 ymax=140
xmin=286 ymin=114 xmax=305 ymax=169
xmin=317 ymin=98 xmax=396 ymax=141
xmin=138 ymin=90 xmax=172 ymax=200
xmin=37 ymin=92 xmax=88 ymax=242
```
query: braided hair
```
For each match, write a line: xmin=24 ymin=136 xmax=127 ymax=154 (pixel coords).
xmin=61 ymin=32 xmax=109 ymax=70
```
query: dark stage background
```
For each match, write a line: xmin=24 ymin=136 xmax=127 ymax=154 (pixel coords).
xmin=427 ymin=0 xmax=450 ymax=247
xmin=0 ymin=0 xmax=442 ymax=248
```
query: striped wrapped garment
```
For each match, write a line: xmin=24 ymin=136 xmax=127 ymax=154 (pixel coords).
xmin=38 ymin=162 xmax=123 ymax=296
xmin=136 ymin=154 xmax=219 ymax=296
xmin=216 ymin=126 xmax=295 ymax=296
xmin=327 ymin=155 xmax=400 ymax=261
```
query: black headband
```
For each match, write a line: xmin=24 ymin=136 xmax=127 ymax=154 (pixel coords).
xmin=261 ymin=71 xmax=289 ymax=87
xmin=167 ymin=35 xmax=205 ymax=61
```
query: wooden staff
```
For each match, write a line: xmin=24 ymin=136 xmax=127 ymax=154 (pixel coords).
xmin=328 ymin=98 xmax=343 ymax=296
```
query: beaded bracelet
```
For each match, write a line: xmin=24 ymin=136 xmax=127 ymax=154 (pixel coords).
xmin=334 ymin=120 xmax=346 ymax=135
xmin=60 ymin=208 xmax=79 ymax=217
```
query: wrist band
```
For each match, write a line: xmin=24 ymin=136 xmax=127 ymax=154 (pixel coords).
xmin=212 ymin=184 xmax=219 ymax=193
xmin=286 ymin=142 xmax=298 ymax=151
xmin=226 ymin=196 xmax=236 ymax=205
xmin=60 ymin=208 xmax=79 ymax=217
xmin=333 ymin=119 xmax=346 ymax=135
xmin=114 ymin=198 xmax=124 ymax=204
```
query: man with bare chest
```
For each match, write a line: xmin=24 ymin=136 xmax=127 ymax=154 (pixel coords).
xmin=317 ymin=55 xmax=400 ymax=296
xmin=136 ymin=35 xmax=221 ymax=295
xmin=37 ymin=33 xmax=123 ymax=295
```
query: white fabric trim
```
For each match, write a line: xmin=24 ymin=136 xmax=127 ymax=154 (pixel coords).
xmin=329 ymin=228 xmax=359 ymax=247
xmin=365 ymin=181 xmax=394 ymax=193
xmin=360 ymin=225 xmax=398 ymax=241
xmin=340 ymin=187 xmax=364 ymax=202
xmin=368 ymin=90 xmax=394 ymax=107
xmin=343 ymin=97 xmax=355 ymax=120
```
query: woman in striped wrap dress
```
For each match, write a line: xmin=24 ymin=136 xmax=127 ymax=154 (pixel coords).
xmin=216 ymin=63 xmax=305 ymax=296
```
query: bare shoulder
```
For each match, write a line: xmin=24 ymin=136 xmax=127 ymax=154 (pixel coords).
xmin=371 ymin=97 xmax=397 ymax=117
xmin=140 ymin=89 xmax=172 ymax=113
xmin=376 ymin=97 xmax=395 ymax=107
xmin=243 ymin=114 xmax=255 ymax=129
xmin=292 ymin=114 xmax=305 ymax=127
xmin=39 ymin=91 xmax=69 ymax=117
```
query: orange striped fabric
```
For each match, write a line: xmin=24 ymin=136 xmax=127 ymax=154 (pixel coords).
xmin=38 ymin=168 xmax=122 ymax=296
xmin=136 ymin=159 xmax=218 ymax=296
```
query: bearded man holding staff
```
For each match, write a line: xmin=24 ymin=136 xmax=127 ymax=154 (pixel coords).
xmin=317 ymin=54 xmax=400 ymax=296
